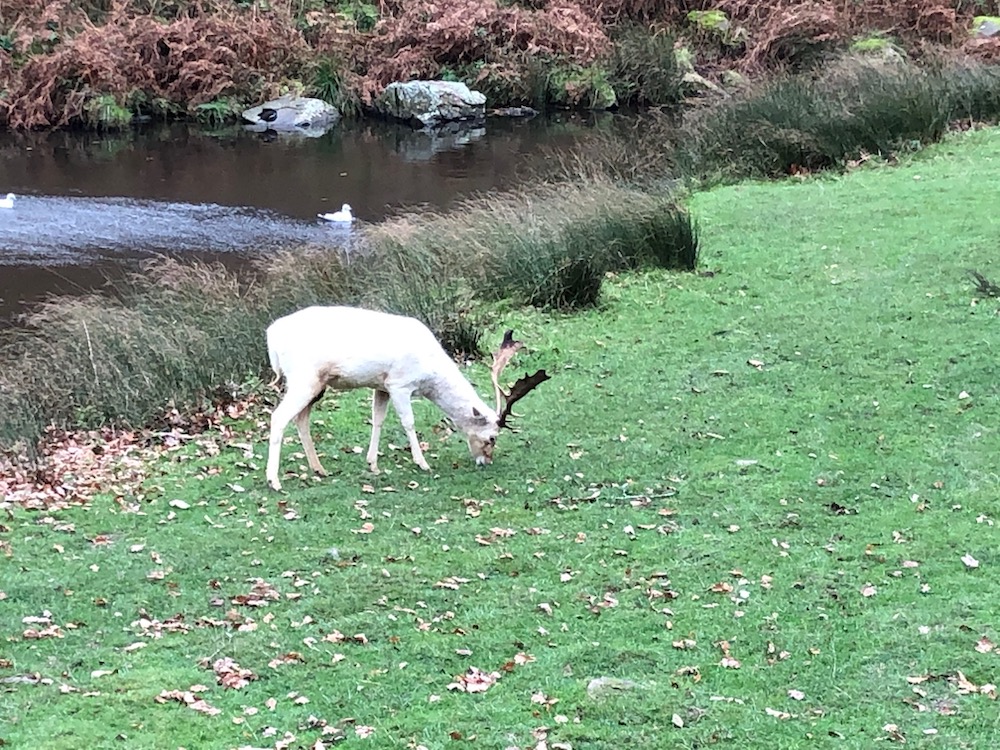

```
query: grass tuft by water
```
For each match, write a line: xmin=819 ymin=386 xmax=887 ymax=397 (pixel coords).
xmin=681 ymin=59 xmax=1000 ymax=180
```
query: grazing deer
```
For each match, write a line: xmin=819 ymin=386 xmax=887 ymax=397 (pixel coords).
xmin=264 ymin=306 xmax=549 ymax=490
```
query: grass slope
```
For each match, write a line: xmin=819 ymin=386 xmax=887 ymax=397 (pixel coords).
xmin=3 ymin=129 xmax=1000 ymax=749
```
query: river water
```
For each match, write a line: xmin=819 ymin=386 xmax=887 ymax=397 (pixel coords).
xmin=0 ymin=115 xmax=604 ymax=322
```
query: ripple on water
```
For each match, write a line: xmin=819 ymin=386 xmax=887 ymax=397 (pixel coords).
xmin=0 ymin=194 xmax=350 ymax=266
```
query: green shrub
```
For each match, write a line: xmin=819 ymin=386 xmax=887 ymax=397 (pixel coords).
xmin=609 ymin=24 xmax=683 ymax=107
xmin=83 ymin=94 xmax=133 ymax=130
xmin=523 ymin=57 xmax=555 ymax=109
xmin=337 ymin=0 xmax=379 ymax=32
xmin=194 ymin=98 xmax=239 ymax=127
xmin=547 ymin=62 xmax=617 ymax=109
xmin=127 ymin=90 xmax=181 ymax=121
xmin=309 ymin=57 xmax=360 ymax=115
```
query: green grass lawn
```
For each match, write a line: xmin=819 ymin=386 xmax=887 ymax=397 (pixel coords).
xmin=3 ymin=129 xmax=1000 ymax=749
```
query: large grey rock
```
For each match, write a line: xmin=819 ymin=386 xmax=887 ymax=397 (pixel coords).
xmin=376 ymin=81 xmax=486 ymax=128
xmin=242 ymin=95 xmax=340 ymax=137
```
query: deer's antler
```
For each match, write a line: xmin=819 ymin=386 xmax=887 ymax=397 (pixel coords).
xmin=491 ymin=329 xmax=549 ymax=429
xmin=497 ymin=369 xmax=551 ymax=428
xmin=491 ymin=329 xmax=524 ymax=413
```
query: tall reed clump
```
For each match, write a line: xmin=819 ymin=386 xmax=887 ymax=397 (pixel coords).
xmin=680 ymin=59 xmax=1000 ymax=181
xmin=0 ymin=247 xmax=463 ymax=451
xmin=0 ymin=261 xmax=266 ymax=448
xmin=361 ymin=179 xmax=699 ymax=311
xmin=944 ymin=63 xmax=1000 ymax=124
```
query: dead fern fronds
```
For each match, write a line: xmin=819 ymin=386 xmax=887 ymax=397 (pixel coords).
xmin=355 ymin=0 xmax=611 ymax=104
xmin=3 ymin=4 xmax=312 ymax=128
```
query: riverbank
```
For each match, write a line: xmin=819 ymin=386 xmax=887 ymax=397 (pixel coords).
xmin=1 ymin=0 xmax=998 ymax=129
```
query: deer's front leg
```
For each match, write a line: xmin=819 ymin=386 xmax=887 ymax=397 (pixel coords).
xmin=389 ymin=390 xmax=431 ymax=471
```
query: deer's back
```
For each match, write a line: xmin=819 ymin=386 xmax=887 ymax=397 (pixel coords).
xmin=267 ymin=306 xmax=451 ymax=390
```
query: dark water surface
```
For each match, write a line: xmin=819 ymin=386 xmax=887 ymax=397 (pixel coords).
xmin=0 ymin=115 xmax=602 ymax=322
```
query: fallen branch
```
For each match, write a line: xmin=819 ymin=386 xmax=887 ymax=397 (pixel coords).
xmin=969 ymin=269 xmax=1000 ymax=298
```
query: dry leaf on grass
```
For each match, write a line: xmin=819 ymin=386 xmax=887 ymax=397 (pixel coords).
xmin=209 ymin=657 xmax=256 ymax=689
xmin=155 ymin=689 xmax=221 ymax=716
xmin=961 ymin=553 xmax=980 ymax=568
xmin=447 ymin=666 xmax=502 ymax=693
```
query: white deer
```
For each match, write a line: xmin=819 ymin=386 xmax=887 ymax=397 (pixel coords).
xmin=264 ymin=306 xmax=548 ymax=491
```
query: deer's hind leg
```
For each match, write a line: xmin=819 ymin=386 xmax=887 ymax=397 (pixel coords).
xmin=366 ymin=388 xmax=390 ymax=473
xmin=294 ymin=388 xmax=328 ymax=477
xmin=266 ymin=380 xmax=325 ymax=491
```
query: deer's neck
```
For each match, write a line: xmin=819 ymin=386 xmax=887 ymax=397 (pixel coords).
xmin=425 ymin=367 xmax=496 ymax=425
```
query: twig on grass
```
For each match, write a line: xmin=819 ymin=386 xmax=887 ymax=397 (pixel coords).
xmin=969 ymin=269 xmax=1000 ymax=297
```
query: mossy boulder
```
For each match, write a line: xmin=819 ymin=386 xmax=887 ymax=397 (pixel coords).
xmin=851 ymin=35 xmax=906 ymax=62
xmin=375 ymin=81 xmax=486 ymax=128
xmin=971 ymin=16 xmax=1000 ymax=38
xmin=686 ymin=9 xmax=730 ymax=34
xmin=686 ymin=9 xmax=746 ymax=46
xmin=548 ymin=65 xmax=617 ymax=110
